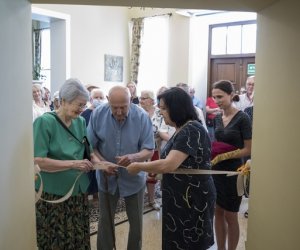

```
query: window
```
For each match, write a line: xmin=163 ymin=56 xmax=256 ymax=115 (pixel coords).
xmin=137 ymin=16 xmax=169 ymax=95
xmin=40 ymin=28 xmax=51 ymax=88
xmin=210 ymin=21 xmax=257 ymax=56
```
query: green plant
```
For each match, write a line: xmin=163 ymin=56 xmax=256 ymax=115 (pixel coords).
xmin=32 ymin=63 xmax=46 ymax=80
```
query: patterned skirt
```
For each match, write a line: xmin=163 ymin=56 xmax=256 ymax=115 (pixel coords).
xmin=36 ymin=192 xmax=90 ymax=250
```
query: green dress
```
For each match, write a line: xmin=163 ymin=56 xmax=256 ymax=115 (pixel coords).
xmin=34 ymin=112 xmax=91 ymax=250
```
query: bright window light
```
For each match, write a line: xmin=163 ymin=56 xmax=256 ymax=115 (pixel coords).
xmin=242 ymin=24 xmax=257 ymax=53
xmin=137 ymin=16 xmax=169 ymax=95
xmin=40 ymin=29 xmax=51 ymax=88
xmin=211 ymin=27 xmax=227 ymax=55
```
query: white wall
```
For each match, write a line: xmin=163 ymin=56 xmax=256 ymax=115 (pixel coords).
xmin=246 ymin=0 xmax=300 ymax=249
xmin=0 ymin=0 xmax=37 ymax=249
xmin=34 ymin=4 xmax=130 ymax=94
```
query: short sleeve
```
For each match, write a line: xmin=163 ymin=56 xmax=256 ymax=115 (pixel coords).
xmin=240 ymin=113 xmax=252 ymax=140
xmin=33 ymin=115 xmax=51 ymax=157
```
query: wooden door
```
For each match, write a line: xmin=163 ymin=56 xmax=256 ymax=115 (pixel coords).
xmin=209 ymin=57 xmax=255 ymax=95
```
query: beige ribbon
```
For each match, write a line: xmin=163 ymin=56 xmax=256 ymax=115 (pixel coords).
xmin=35 ymin=164 xmax=245 ymax=203
xmin=35 ymin=163 xmax=111 ymax=204
xmin=170 ymin=168 xmax=245 ymax=196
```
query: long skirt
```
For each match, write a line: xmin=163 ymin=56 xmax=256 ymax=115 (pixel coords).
xmin=36 ymin=192 xmax=90 ymax=250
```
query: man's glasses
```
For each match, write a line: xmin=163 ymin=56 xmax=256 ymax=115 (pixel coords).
xmin=139 ymin=97 xmax=150 ymax=100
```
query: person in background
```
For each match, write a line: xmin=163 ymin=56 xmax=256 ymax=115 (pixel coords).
xmin=81 ymin=88 xmax=106 ymax=198
xmin=85 ymin=84 xmax=99 ymax=107
xmin=189 ymin=86 xmax=204 ymax=109
xmin=81 ymin=88 xmax=106 ymax=126
xmin=127 ymin=87 xmax=216 ymax=250
xmin=176 ymin=82 xmax=207 ymax=131
xmin=85 ymin=84 xmax=99 ymax=93
xmin=206 ymin=94 xmax=221 ymax=142
xmin=234 ymin=76 xmax=255 ymax=111
xmin=156 ymin=86 xmax=175 ymax=149
xmin=87 ymin=86 xmax=154 ymax=250
xmin=126 ymin=81 xmax=139 ymax=104
xmin=33 ymin=78 xmax=102 ymax=249
xmin=32 ymin=83 xmax=50 ymax=122
xmin=43 ymin=85 xmax=52 ymax=109
xmin=211 ymin=80 xmax=252 ymax=250
xmin=139 ymin=90 xmax=169 ymax=210
xmin=50 ymin=91 xmax=60 ymax=111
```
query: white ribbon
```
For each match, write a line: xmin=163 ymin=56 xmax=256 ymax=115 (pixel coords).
xmin=35 ymin=163 xmax=245 ymax=203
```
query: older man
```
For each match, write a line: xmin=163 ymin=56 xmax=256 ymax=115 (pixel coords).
xmin=87 ymin=86 xmax=154 ymax=250
xmin=235 ymin=75 xmax=255 ymax=111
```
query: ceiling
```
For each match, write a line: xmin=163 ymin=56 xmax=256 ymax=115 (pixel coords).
xmin=31 ymin=0 xmax=278 ymax=12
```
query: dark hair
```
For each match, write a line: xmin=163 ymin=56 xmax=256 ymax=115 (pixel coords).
xmin=212 ymin=80 xmax=240 ymax=102
xmin=157 ymin=87 xmax=199 ymax=127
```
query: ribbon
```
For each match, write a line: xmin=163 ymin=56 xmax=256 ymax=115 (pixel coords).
xmin=35 ymin=163 xmax=247 ymax=203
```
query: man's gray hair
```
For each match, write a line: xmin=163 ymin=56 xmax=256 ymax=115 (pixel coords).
xmin=59 ymin=78 xmax=89 ymax=102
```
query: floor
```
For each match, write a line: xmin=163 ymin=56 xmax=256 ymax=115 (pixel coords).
xmin=90 ymin=197 xmax=249 ymax=250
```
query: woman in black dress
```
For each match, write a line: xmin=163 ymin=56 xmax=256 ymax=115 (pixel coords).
xmin=127 ymin=87 xmax=216 ymax=250
xmin=211 ymin=80 xmax=252 ymax=250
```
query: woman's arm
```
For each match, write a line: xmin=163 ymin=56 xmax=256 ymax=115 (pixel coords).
xmin=158 ymin=131 xmax=170 ymax=141
xmin=127 ymin=149 xmax=188 ymax=175
xmin=235 ymin=139 xmax=252 ymax=158
xmin=34 ymin=157 xmax=94 ymax=173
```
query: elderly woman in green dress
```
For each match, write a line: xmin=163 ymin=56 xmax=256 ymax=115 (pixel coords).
xmin=34 ymin=78 xmax=103 ymax=249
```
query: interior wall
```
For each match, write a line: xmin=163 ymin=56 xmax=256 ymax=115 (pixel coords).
xmin=51 ymin=19 xmax=68 ymax=92
xmin=246 ymin=0 xmax=300 ymax=249
xmin=0 ymin=0 xmax=37 ymax=249
xmin=34 ymin=4 xmax=130 ymax=94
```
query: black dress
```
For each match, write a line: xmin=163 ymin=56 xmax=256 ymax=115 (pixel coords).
xmin=161 ymin=121 xmax=216 ymax=250
xmin=213 ymin=111 xmax=252 ymax=212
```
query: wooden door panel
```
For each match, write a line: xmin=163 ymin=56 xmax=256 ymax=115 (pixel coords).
xmin=210 ymin=58 xmax=240 ymax=94
xmin=209 ymin=57 xmax=255 ymax=96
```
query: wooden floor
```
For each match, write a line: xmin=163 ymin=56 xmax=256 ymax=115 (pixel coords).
xmin=91 ymin=197 xmax=249 ymax=250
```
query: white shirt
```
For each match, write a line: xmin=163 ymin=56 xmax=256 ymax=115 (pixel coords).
xmin=32 ymin=101 xmax=50 ymax=122
xmin=195 ymin=106 xmax=208 ymax=132
xmin=234 ymin=93 xmax=254 ymax=111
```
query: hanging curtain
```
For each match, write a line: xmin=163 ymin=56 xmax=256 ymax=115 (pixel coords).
xmin=130 ymin=18 xmax=144 ymax=85
xmin=33 ymin=29 xmax=41 ymax=67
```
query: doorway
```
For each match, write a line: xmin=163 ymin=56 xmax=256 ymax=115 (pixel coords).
xmin=209 ymin=56 xmax=255 ymax=95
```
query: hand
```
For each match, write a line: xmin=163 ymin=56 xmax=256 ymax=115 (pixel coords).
xmin=72 ymin=159 xmax=94 ymax=172
xmin=211 ymin=149 xmax=241 ymax=166
xmin=94 ymin=161 xmax=119 ymax=176
xmin=127 ymin=163 xmax=141 ymax=175
xmin=115 ymin=154 xmax=136 ymax=167
xmin=237 ymin=159 xmax=251 ymax=175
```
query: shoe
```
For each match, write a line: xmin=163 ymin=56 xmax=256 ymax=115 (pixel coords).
xmin=244 ymin=211 xmax=248 ymax=218
xmin=149 ymin=201 xmax=160 ymax=211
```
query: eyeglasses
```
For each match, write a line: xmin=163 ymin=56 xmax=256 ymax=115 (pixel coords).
xmin=71 ymin=102 xmax=86 ymax=110
xmin=139 ymin=97 xmax=150 ymax=100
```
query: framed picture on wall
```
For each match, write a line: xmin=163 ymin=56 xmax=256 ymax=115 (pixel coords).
xmin=104 ymin=54 xmax=123 ymax=82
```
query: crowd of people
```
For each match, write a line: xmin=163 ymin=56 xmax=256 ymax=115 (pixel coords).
xmin=32 ymin=76 xmax=254 ymax=250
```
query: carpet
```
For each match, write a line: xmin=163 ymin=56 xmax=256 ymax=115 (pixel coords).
xmin=89 ymin=187 xmax=162 ymax=236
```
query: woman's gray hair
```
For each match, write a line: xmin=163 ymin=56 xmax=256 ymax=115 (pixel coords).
xmin=59 ymin=78 xmax=89 ymax=102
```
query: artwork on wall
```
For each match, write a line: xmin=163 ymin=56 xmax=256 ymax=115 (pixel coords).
xmin=104 ymin=54 xmax=123 ymax=82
